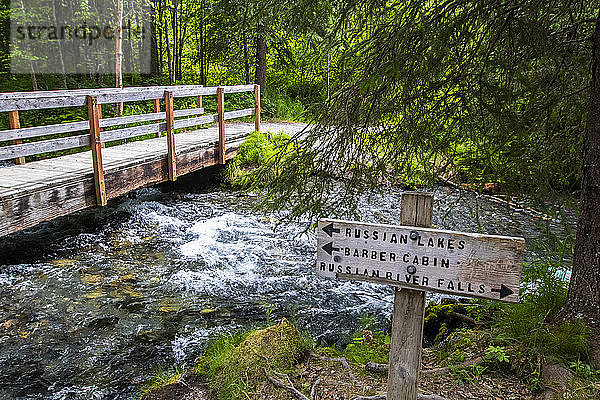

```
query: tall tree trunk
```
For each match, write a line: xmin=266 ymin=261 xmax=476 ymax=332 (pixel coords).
xmin=171 ymin=0 xmax=178 ymax=83
xmin=29 ymin=63 xmax=38 ymax=90
xmin=202 ymin=0 xmax=208 ymax=86
xmin=164 ymin=14 xmax=173 ymax=84
xmin=149 ymin=2 xmax=159 ymax=76
xmin=562 ymin=10 xmax=600 ymax=369
xmin=243 ymin=31 xmax=250 ymax=84
xmin=177 ymin=3 xmax=186 ymax=81
xmin=255 ymin=23 xmax=267 ymax=94
xmin=115 ymin=0 xmax=124 ymax=116
xmin=157 ymin=0 xmax=164 ymax=75
xmin=199 ymin=0 xmax=205 ymax=85
xmin=51 ymin=0 xmax=67 ymax=88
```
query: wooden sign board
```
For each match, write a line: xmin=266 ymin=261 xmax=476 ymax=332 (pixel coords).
xmin=317 ymin=218 xmax=525 ymax=303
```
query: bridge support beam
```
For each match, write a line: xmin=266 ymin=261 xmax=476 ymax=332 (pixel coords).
xmin=86 ymin=96 xmax=107 ymax=206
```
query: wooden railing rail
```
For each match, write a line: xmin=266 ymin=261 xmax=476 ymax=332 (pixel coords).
xmin=0 ymin=84 xmax=255 ymax=112
xmin=0 ymin=84 xmax=261 ymax=205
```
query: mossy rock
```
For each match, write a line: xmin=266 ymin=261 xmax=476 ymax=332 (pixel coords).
xmin=207 ymin=318 xmax=308 ymax=400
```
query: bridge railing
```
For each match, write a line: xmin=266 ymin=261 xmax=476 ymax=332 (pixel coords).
xmin=0 ymin=84 xmax=261 ymax=205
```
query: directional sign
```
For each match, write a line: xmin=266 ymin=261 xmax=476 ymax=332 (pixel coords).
xmin=317 ymin=218 xmax=525 ymax=302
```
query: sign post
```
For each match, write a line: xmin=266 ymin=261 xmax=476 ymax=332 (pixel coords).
xmin=316 ymin=192 xmax=525 ymax=400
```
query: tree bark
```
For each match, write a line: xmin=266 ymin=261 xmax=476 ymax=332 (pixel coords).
xmin=149 ymin=2 xmax=159 ymax=76
xmin=171 ymin=0 xmax=179 ymax=82
xmin=51 ymin=0 xmax=67 ymax=88
xmin=164 ymin=13 xmax=173 ymax=84
xmin=562 ymin=10 xmax=600 ymax=369
xmin=115 ymin=0 xmax=124 ymax=116
xmin=244 ymin=30 xmax=250 ymax=84
xmin=255 ymin=22 xmax=267 ymax=94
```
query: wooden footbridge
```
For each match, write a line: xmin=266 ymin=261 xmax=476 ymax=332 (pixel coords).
xmin=0 ymin=84 xmax=272 ymax=237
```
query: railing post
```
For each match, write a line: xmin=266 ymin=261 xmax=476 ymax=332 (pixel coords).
xmin=164 ymin=90 xmax=177 ymax=181
xmin=86 ymin=96 xmax=107 ymax=206
xmin=254 ymin=84 xmax=261 ymax=133
xmin=196 ymin=95 xmax=203 ymax=110
xmin=217 ymin=87 xmax=225 ymax=164
xmin=97 ymin=104 xmax=105 ymax=148
xmin=8 ymin=111 xmax=25 ymax=165
xmin=153 ymin=98 xmax=161 ymax=138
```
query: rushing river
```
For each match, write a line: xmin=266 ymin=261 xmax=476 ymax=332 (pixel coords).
xmin=0 ymin=177 xmax=575 ymax=400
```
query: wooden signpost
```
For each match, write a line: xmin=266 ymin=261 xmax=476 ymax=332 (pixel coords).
xmin=316 ymin=192 xmax=525 ymax=400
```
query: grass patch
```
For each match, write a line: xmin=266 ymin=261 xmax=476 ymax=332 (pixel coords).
xmin=226 ymin=130 xmax=293 ymax=188
xmin=194 ymin=318 xmax=311 ymax=400
xmin=137 ymin=364 xmax=184 ymax=398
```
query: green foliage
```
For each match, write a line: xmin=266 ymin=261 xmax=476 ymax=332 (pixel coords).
xmin=485 ymin=345 xmax=509 ymax=364
xmin=569 ymin=360 xmax=600 ymax=380
xmin=344 ymin=329 xmax=391 ymax=365
xmin=262 ymin=91 xmax=308 ymax=122
xmin=254 ymin=0 xmax=596 ymax=220
xmin=449 ymin=363 xmax=488 ymax=386
xmin=196 ymin=319 xmax=310 ymax=400
xmin=495 ymin=256 xmax=588 ymax=364
xmin=226 ymin=130 xmax=294 ymax=188
xmin=429 ymin=246 xmax=590 ymax=392
xmin=138 ymin=364 xmax=184 ymax=398
xmin=487 ymin=249 xmax=590 ymax=388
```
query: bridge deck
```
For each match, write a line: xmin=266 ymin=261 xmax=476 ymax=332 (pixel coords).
xmin=0 ymin=122 xmax=304 ymax=237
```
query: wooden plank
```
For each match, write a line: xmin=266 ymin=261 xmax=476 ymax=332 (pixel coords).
xmin=0 ymin=85 xmax=206 ymax=100
xmin=87 ymin=96 xmax=107 ymax=206
xmin=164 ymin=91 xmax=177 ymax=181
xmin=23 ymin=153 xmax=91 ymax=167
xmin=0 ymin=165 xmax=74 ymax=180
xmin=388 ymin=192 xmax=432 ymax=400
xmin=153 ymin=98 xmax=161 ymax=138
xmin=0 ymin=129 xmax=247 ymax=237
xmin=11 ymin=165 xmax=85 ymax=180
xmin=223 ymin=84 xmax=255 ymax=94
xmin=0 ymin=180 xmax=96 ymax=234
xmin=224 ymin=108 xmax=254 ymax=120
xmin=1 ymin=120 xmax=89 ymax=142
xmin=0 ymin=84 xmax=252 ymax=112
xmin=8 ymin=111 xmax=25 ymax=164
xmin=0 ymin=107 xmax=228 ymax=157
xmin=217 ymin=87 xmax=225 ymax=164
xmin=100 ymin=122 xmax=166 ymax=143
xmin=254 ymin=84 xmax=261 ymax=133
xmin=0 ymin=85 xmax=207 ymax=112
xmin=317 ymin=217 xmax=524 ymax=302
xmin=0 ymin=134 xmax=90 ymax=161
xmin=174 ymin=114 xmax=219 ymax=130
xmin=103 ymin=108 xmax=202 ymax=128
xmin=174 ymin=107 xmax=205 ymax=118
xmin=101 ymin=112 xmax=164 ymax=128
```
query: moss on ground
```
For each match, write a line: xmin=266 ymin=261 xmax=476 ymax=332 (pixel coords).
xmin=195 ymin=318 xmax=309 ymax=400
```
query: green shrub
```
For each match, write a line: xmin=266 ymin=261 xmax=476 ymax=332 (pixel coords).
xmin=262 ymin=92 xmax=307 ymax=122
xmin=344 ymin=329 xmax=391 ymax=365
xmin=226 ymin=130 xmax=294 ymax=188
xmin=489 ymin=249 xmax=589 ymax=388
